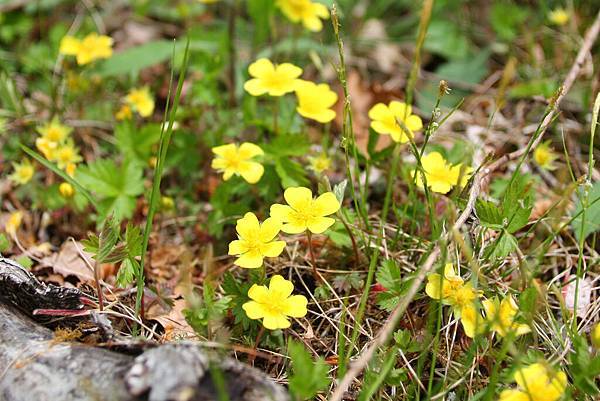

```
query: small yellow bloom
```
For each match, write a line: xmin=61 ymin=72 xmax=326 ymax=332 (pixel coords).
xmin=229 ymin=212 xmax=286 ymax=268
xmin=548 ymin=8 xmax=569 ymax=26
xmin=116 ymin=104 xmax=133 ymax=121
xmin=60 ymin=33 xmax=113 ymax=65
xmin=65 ymin=162 xmax=77 ymax=178
xmin=276 ymin=0 xmax=329 ymax=32
xmin=59 ymin=182 xmax=75 ymax=198
xmin=242 ymin=275 xmax=308 ymax=330
xmin=591 ymin=323 xmax=600 ymax=348
xmin=533 ymin=141 xmax=558 ymax=170
xmin=160 ymin=196 xmax=175 ymax=210
xmin=295 ymin=80 xmax=338 ymax=123
xmin=9 ymin=160 xmax=34 ymax=185
xmin=35 ymin=137 xmax=58 ymax=161
xmin=211 ymin=142 xmax=264 ymax=184
xmin=482 ymin=296 xmax=531 ymax=337
xmin=499 ymin=363 xmax=567 ymax=401
xmin=54 ymin=140 xmax=82 ymax=170
xmin=412 ymin=152 xmax=472 ymax=194
xmin=368 ymin=101 xmax=423 ymax=143
xmin=244 ymin=58 xmax=303 ymax=97
xmin=308 ymin=153 xmax=331 ymax=173
xmin=270 ymin=187 xmax=340 ymax=234
xmin=37 ymin=118 xmax=72 ymax=143
xmin=5 ymin=211 xmax=23 ymax=237
xmin=125 ymin=87 xmax=155 ymax=118
xmin=426 ymin=264 xmax=482 ymax=338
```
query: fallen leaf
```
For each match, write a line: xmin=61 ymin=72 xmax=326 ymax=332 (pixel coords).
xmin=40 ymin=241 xmax=95 ymax=282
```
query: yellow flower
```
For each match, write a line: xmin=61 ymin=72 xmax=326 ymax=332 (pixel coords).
xmin=368 ymin=101 xmax=423 ymax=143
xmin=499 ymin=363 xmax=567 ymax=401
xmin=211 ymin=142 xmax=264 ymax=184
xmin=65 ymin=162 xmax=77 ymax=178
xmin=592 ymin=323 xmax=600 ymax=348
xmin=9 ymin=160 xmax=34 ymax=185
xmin=270 ymin=187 xmax=340 ymax=234
xmin=412 ymin=152 xmax=472 ymax=194
xmin=244 ymin=58 xmax=303 ymax=97
xmin=54 ymin=140 xmax=82 ymax=170
xmin=425 ymin=264 xmax=482 ymax=338
xmin=533 ymin=141 xmax=557 ymax=170
xmin=198 ymin=0 xmax=219 ymax=3
xmin=482 ymin=296 xmax=531 ymax=337
xmin=125 ymin=87 xmax=155 ymax=117
xmin=295 ymin=80 xmax=338 ymax=123
xmin=59 ymin=182 xmax=75 ymax=198
xmin=276 ymin=0 xmax=329 ymax=32
xmin=548 ymin=8 xmax=569 ymax=26
xmin=5 ymin=211 xmax=23 ymax=237
xmin=228 ymin=212 xmax=286 ymax=268
xmin=308 ymin=153 xmax=331 ymax=173
xmin=242 ymin=275 xmax=308 ymax=330
xmin=37 ymin=118 xmax=71 ymax=143
xmin=116 ymin=104 xmax=133 ymax=120
xmin=160 ymin=196 xmax=175 ymax=210
xmin=60 ymin=33 xmax=113 ymax=65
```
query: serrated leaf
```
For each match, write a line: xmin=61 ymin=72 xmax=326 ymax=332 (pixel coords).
xmin=117 ymin=258 xmax=137 ymax=288
xmin=288 ymin=341 xmax=330 ymax=400
xmin=476 ymin=199 xmax=502 ymax=227
xmin=376 ymin=259 xmax=402 ymax=293
xmin=115 ymin=122 xmax=161 ymax=165
xmin=275 ymin=157 xmax=309 ymax=188
xmin=262 ymin=134 xmax=310 ymax=157
xmin=489 ymin=231 xmax=518 ymax=259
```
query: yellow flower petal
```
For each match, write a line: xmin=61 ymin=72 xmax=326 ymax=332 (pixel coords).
xmin=243 ymin=78 xmax=269 ymax=96
xmin=284 ymin=186 xmax=313 ymax=210
xmin=235 ymin=249 xmax=264 ymax=268
xmin=269 ymin=275 xmax=294 ymax=297
xmin=59 ymin=36 xmax=81 ymax=55
xmin=263 ymin=314 xmax=291 ymax=330
xmin=307 ymin=216 xmax=335 ymax=234
xmin=247 ymin=284 xmax=269 ymax=302
xmin=498 ymin=390 xmax=530 ymax=401
xmin=259 ymin=217 xmax=282 ymax=242
xmin=228 ymin=239 xmax=249 ymax=255
xmin=248 ymin=58 xmax=274 ymax=78
xmin=242 ymin=300 xmax=268 ymax=319
xmin=236 ymin=212 xmax=261 ymax=239
xmin=270 ymin=204 xmax=293 ymax=222
xmin=283 ymin=295 xmax=308 ymax=317
xmin=312 ymin=192 xmax=341 ymax=216
xmin=238 ymin=161 xmax=264 ymax=184
xmin=260 ymin=241 xmax=286 ymax=257
xmin=238 ymin=142 xmax=264 ymax=159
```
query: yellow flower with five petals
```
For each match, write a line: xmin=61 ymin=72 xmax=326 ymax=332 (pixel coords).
xmin=244 ymin=58 xmax=303 ymax=97
xmin=276 ymin=0 xmax=329 ymax=32
xmin=295 ymin=80 xmax=338 ymax=123
xmin=499 ymin=362 xmax=567 ymax=401
xmin=60 ymin=33 xmax=113 ymax=65
xmin=412 ymin=152 xmax=472 ymax=194
xmin=270 ymin=187 xmax=340 ymax=234
xmin=228 ymin=212 xmax=286 ymax=268
xmin=37 ymin=118 xmax=72 ymax=143
xmin=211 ymin=142 xmax=264 ymax=184
xmin=125 ymin=87 xmax=155 ymax=117
xmin=426 ymin=264 xmax=482 ymax=338
xmin=242 ymin=275 xmax=308 ymax=330
xmin=9 ymin=160 xmax=34 ymax=185
xmin=482 ymin=296 xmax=531 ymax=337
xmin=368 ymin=101 xmax=423 ymax=143
xmin=54 ymin=140 xmax=82 ymax=170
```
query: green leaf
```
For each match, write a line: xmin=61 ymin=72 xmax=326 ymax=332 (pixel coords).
xmin=275 ymin=158 xmax=309 ymax=188
xmin=15 ymin=255 xmax=33 ymax=269
xmin=288 ymin=341 xmax=330 ymax=400
xmin=77 ymin=159 xmax=145 ymax=222
xmin=376 ymin=259 xmax=402 ymax=293
xmin=489 ymin=231 xmax=518 ymax=259
xmin=117 ymin=258 xmax=137 ymax=288
xmin=221 ymin=272 xmax=253 ymax=329
xmin=490 ymin=2 xmax=529 ymax=41
xmin=423 ymin=20 xmax=470 ymax=59
xmin=97 ymin=40 xmax=174 ymax=77
xmin=97 ymin=216 xmax=120 ymax=263
xmin=263 ymin=134 xmax=311 ymax=157
xmin=475 ymin=199 xmax=502 ymax=227
xmin=571 ymin=181 xmax=600 ymax=242
xmin=502 ymin=175 xmax=533 ymax=233
xmin=0 ymin=233 xmax=9 ymax=253
xmin=115 ymin=122 xmax=162 ymax=165
xmin=435 ymin=50 xmax=490 ymax=85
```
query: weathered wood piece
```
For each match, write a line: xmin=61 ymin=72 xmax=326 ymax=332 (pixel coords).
xmin=0 ymin=257 xmax=289 ymax=401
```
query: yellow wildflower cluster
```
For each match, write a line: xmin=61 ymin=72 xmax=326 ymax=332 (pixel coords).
xmin=244 ymin=58 xmax=338 ymax=124
xmin=35 ymin=118 xmax=80 ymax=198
xmin=425 ymin=264 xmax=530 ymax=338
xmin=123 ymin=87 xmax=155 ymax=118
xmin=227 ymin=186 xmax=340 ymax=330
xmin=59 ymin=33 xmax=113 ymax=65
